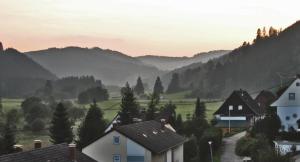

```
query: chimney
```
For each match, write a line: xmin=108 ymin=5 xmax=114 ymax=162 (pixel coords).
xmin=13 ymin=144 xmax=23 ymax=152
xmin=69 ymin=144 xmax=76 ymax=162
xmin=160 ymin=119 xmax=166 ymax=129
xmin=34 ymin=140 xmax=42 ymax=149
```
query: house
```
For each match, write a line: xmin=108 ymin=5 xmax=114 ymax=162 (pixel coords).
xmin=83 ymin=120 xmax=185 ymax=162
xmin=214 ymin=89 xmax=263 ymax=133
xmin=274 ymin=140 xmax=300 ymax=155
xmin=271 ymin=77 xmax=300 ymax=131
xmin=255 ymin=90 xmax=276 ymax=113
xmin=0 ymin=142 xmax=96 ymax=162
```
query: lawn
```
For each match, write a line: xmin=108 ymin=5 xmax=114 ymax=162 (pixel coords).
xmin=1 ymin=94 xmax=222 ymax=150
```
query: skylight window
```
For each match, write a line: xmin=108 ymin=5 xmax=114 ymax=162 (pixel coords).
xmin=153 ymin=131 xmax=158 ymax=134
xmin=142 ymin=133 xmax=148 ymax=138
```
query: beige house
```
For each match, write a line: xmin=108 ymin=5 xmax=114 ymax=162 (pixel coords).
xmin=82 ymin=120 xmax=185 ymax=162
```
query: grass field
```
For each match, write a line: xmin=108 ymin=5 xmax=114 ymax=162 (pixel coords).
xmin=1 ymin=93 xmax=222 ymax=150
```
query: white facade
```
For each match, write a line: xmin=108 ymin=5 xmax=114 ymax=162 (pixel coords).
xmin=82 ymin=130 xmax=183 ymax=162
xmin=274 ymin=140 xmax=300 ymax=155
xmin=271 ymin=78 xmax=300 ymax=131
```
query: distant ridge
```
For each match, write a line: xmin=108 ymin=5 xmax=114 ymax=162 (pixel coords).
xmin=26 ymin=47 xmax=164 ymax=85
xmin=137 ymin=50 xmax=230 ymax=71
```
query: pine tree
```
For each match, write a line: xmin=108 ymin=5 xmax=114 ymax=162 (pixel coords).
xmin=146 ymin=93 xmax=160 ymax=120
xmin=119 ymin=84 xmax=139 ymax=125
xmin=1 ymin=122 xmax=16 ymax=155
xmin=49 ymin=103 xmax=73 ymax=144
xmin=194 ymin=97 xmax=206 ymax=119
xmin=134 ymin=77 xmax=145 ymax=95
xmin=153 ymin=76 xmax=164 ymax=95
xmin=166 ymin=73 xmax=181 ymax=94
xmin=76 ymin=100 xmax=106 ymax=149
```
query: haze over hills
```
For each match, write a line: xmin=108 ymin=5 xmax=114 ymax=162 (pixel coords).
xmin=0 ymin=47 xmax=57 ymax=97
xmin=137 ymin=50 xmax=230 ymax=71
xmin=163 ymin=21 xmax=300 ymax=98
xmin=26 ymin=47 xmax=165 ymax=86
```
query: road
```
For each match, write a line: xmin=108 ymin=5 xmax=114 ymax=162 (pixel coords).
xmin=220 ymin=131 xmax=246 ymax=162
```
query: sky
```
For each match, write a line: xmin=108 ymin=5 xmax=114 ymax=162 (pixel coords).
xmin=0 ymin=0 xmax=299 ymax=57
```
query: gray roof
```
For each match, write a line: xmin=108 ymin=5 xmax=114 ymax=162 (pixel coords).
xmin=0 ymin=143 xmax=96 ymax=162
xmin=235 ymin=90 xmax=262 ymax=115
xmin=115 ymin=120 xmax=185 ymax=154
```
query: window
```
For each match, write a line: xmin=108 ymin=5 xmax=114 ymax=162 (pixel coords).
xmin=297 ymin=82 xmax=300 ymax=86
xmin=113 ymin=136 xmax=120 ymax=145
xmin=229 ymin=105 xmax=233 ymax=110
xmin=238 ymin=105 xmax=243 ymax=110
xmin=289 ymin=93 xmax=296 ymax=100
xmin=113 ymin=155 xmax=121 ymax=162
xmin=286 ymin=116 xmax=290 ymax=121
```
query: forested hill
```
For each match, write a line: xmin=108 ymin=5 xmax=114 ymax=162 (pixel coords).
xmin=0 ymin=48 xmax=57 ymax=97
xmin=164 ymin=21 xmax=300 ymax=98
xmin=0 ymin=48 xmax=56 ymax=79
xmin=137 ymin=50 xmax=229 ymax=71
xmin=26 ymin=47 xmax=164 ymax=85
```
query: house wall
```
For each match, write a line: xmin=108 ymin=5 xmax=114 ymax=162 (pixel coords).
xmin=172 ymin=145 xmax=184 ymax=162
xmin=82 ymin=131 xmax=151 ymax=162
xmin=151 ymin=145 xmax=184 ymax=162
xmin=152 ymin=153 xmax=165 ymax=162
xmin=277 ymin=106 xmax=300 ymax=131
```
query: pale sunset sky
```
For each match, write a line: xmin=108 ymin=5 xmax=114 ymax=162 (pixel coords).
xmin=0 ymin=0 xmax=299 ymax=56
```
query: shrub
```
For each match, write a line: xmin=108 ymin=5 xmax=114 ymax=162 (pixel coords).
xmin=184 ymin=137 xmax=198 ymax=162
xmin=235 ymin=136 xmax=258 ymax=156
xmin=30 ymin=118 xmax=45 ymax=132
xmin=198 ymin=127 xmax=223 ymax=161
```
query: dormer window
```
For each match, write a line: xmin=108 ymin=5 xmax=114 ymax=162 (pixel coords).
xmin=289 ymin=93 xmax=296 ymax=100
xmin=229 ymin=105 xmax=233 ymax=110
xmin=297 ymin=82 xmax=300 ymax=86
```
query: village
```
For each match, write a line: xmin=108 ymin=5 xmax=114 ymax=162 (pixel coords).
xmin=1 ymin=75 xmax=300 ymax=162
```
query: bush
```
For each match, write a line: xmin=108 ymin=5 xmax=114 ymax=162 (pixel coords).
xmin=253 ymin=149 xmax=291 ymax=162
xmin=198 ymin=127 xmax=223 ymax=161
xmin=30 ymin=118 xmax=45 ymax=132
xmin=78 ymin=87 xmax=109 ymax=104
xmin=184 ymin=137 xmax=198 ymax=162
xmin=235 ymin=136 xmax=258 ymax=156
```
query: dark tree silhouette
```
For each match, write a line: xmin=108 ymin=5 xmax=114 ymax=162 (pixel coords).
xmin=49 ymin=103 xmax=73 ymax=144
xmin=146 ymin=93 xmax=160 ymax=120
xmin=119 ymin=84 xmax=139 ymax=125
xmin=153 ymin=76 xmax=164 ymax=95
xmin=0 ymin=122 xmax=16 ymax=155
xmin=166 ymin=73 xmax=181 ymax=94
xmin=77 ymin=100 xmax=106 ymax=149
xmin=194 ymin=97 xmax=206 ymax=119
xmin=133 ymin=76 xmax=145 ymax=95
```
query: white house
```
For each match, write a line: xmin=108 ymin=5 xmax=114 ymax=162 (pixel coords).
xmin=83 ymin=120 xmax=185 ymax=162
xmin=274 ymin=140 xmax=300 ymax=155
xmin=271 ymin=78 xmax=300 ymax=131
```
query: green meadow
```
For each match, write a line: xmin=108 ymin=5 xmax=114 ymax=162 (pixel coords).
xmin=1 ymin=92 xmax=222 ymax=150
